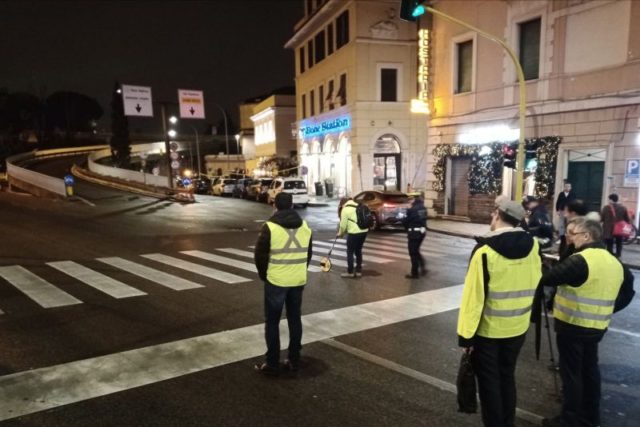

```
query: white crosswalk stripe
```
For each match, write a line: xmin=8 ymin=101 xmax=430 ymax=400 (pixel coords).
xmin=47 ymin=261 xmax=147 ymax=299
xmin=248 ymin=245 xmax=350 ymax=268
xmin=215 ymin=248 xmax=323 ymax=273
xmin=0 ymin=266 xmax=82 ymax=308
xmin=181 ymin=250 xmax=257 ymax=272
xmin=313 ymin=240 xmax=408 ymax=260
xmin=97 ymin=257 xmax=204 ymax=291
xmin=141 ymin=253 xmax=251 ymax=284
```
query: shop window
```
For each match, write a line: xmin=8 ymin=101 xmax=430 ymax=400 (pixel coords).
xmin=326 ymin=80 xmax=334 ymax=110
xmin=519 ymin=18 xmax=541 ymax=80
xmin=319 ymin=85 xmax=325 ymax=113
xmin=314 ymin=30 xmax=326 ymax=63
xmin=456 ymin=40 xmax=473 ymax=93
xmin=299 ymin=47 xmax=305 ymax=74
xmin=336 ymin=73 xmax=347 ymax=106
xmin=380 ymin=68 xmax=398 ymax=102
xmin=307 ymin=40 xmax=314 ymax=69
xmin=302 ymin=94 xmax=307 ymax=118
xmin=327 ymin=23 xmax=334 ymax=55
xmin=310 ymin=89 xmax=315 ymax=116
xmin=336 ymin=10 xmax=349 ymax=49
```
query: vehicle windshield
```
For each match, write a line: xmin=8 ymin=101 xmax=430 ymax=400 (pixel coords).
xmin=381 ymin=194 xmax=410 ymax=204
xmin=223 ymin=179 xmax=236 ymax=184
xmin=284 ymin=181 xmax=306 ymax=190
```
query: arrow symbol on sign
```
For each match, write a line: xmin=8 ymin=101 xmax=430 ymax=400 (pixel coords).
xmin=189 ymin=107 xmax=195 ymax=115
xmin=135 ymin=104 xmax=142 ymax=113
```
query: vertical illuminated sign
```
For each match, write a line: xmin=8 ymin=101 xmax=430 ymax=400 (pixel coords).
xmin=418 ymin=28 xmax=430 ymax=104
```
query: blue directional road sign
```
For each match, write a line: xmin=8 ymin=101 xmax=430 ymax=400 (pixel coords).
xmin=64 ymin=174 xmax=75 ymax=186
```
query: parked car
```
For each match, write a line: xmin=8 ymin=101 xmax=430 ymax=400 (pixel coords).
xmin=352 ymin=190 xmax=412 ymax=230
xmin=246 ymin=178 xmax=273 ymax=202
xmin=233 ymin=178 xmax=253 ymax=198
xmin=192 ymin=175 xmax=211 ymax=194
xmin=267 ymin=177 xmax=309 ymax=208
xmin=211 ymin=177 xmax=237 ymax=196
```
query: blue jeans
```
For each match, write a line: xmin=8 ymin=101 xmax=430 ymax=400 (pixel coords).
xmin=264 ymin=282 xmax=305 ymax=368
xmin=346 ymin=232 xmax=367 ymax=273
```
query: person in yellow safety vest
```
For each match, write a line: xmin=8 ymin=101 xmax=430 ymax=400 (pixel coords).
xmin=337 ymin=198 xmax=368 ymax=278
xmin=253 ymin=192 xmax=313 ymax=375
xmin=457 ymin=199 xmax=542 ymax=427
xmin=540 ymin=217 xmax=634 ymax=427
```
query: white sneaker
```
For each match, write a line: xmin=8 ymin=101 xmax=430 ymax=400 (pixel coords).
xmin=340 ymin=272 xmax=355 ymax=278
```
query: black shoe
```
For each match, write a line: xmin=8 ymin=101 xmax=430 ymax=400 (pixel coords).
xmin=254 ymin=362 xmax=279 ymax=376
xmin=420 ymin=268 xmax=428 ymax=276
xmin=283 ymin=359 xmax=299 ymax=372
xmin=405 ymin=274 xmax=419 ymax=279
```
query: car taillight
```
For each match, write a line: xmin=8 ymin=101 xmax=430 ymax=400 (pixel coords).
xmin=383 ymin=203 xmax=395 ymax=208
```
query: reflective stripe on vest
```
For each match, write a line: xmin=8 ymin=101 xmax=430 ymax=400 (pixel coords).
xmin=266 ymin=221 xmax=311 ymax=287
xmin=553 ymin=248 xmax=622 ymax=330
xmin=477 ymin=238 xmax=542 ymax=339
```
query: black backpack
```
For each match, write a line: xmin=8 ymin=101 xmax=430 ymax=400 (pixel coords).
xmin=354 ymin=203 xmax=373 ymax=229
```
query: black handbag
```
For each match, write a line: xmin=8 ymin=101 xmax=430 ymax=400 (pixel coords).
xmin=456 ymin=352 xmax=477 ymax=413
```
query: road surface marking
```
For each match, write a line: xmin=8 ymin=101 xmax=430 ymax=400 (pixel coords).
xmin=337 ymin=237 xmax=447 ymax=258
xmin=141 ymin=253 xmax=251 ymax=284
xmin=0 ymin=284 xmax=464 ymax=421
xmin=47 ymin=261 xmax=146 ymax=299
xmin=312 ymin=247 xmax=393 ymax=264
xmin=0 ymin=266 xmax=82 ymax=308
xmin=216 ymin=248 xmax=322 ymax=273
xmin=314 ymin=240 xmax=411 ymax=260
xmin=97 ymin=257 xmax=204 ymax=291
xmin=181 ymin=250 xmax=257 ymax=273
xmin=248 ymin=245 xmax=350 ymax=268
xmin=322 ymin=338 xmax=543 ymax=426
xmin=609 ymin=327 xmax=640 ymax=338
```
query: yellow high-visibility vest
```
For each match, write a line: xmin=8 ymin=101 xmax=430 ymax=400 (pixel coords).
xmin=554 ymin=248 xmax=622 ymax=330
xmin=458 ymin=238 xmax=541 ymax=340
xmin=267 ymin=221 xmax=312 ymax=287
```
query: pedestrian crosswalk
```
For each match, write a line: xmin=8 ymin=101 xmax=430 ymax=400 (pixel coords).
xmin=0 ymin=233 xmax=470 ymax=314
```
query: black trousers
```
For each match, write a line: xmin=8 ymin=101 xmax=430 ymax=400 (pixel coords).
xmin=407 ymin=231 xmax=426 ymax=276
xmin=605 ymin=237 xmax=623 ymax=258
xmin=346 ymin=232 xmax=367 ymax=273
xmin=471 ymin=334 xmax=526 ymax=427
xmin=556 ymin=332 xmax=604 ymax=427
xmin=264 ymin=282 xmax=305 ymax=368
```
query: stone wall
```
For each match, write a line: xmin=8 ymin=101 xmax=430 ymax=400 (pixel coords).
xmin=468 ymin=194 xmax=495 ymax=223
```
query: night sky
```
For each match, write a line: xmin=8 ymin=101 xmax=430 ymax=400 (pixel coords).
xmin=0 ymin=0 xmax=303 ymax=131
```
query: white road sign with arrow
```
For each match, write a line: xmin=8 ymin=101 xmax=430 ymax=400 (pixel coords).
xmin=178 ymin=89 xmax=205 ymax=119
xmin=122 ymin=85 xmax=154 ymax=117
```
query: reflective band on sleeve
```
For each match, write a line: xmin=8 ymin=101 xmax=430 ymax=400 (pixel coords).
xmin=270 ymin=247 xmax=309 ymax=255
xmin=554 ymin=304 xmax=612 ymax=322
xmin=488 ymin=289 xmax=536 ymax=299
xmin=484 ymin=306 xmax=531 ymax=317
xmin=556 ymin=289 xmax=615 ymax=307
xmin=269 ymin=258 xmax=307 ymax=265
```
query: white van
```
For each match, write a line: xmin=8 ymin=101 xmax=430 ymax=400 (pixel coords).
xmin=267 ymin=177 xmax=309 ymax=208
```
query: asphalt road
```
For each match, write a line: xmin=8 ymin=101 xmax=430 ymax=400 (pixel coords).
xmin=0 ymin=182 xmax=638 ymax=426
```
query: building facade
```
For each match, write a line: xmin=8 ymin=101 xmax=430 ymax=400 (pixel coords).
xmin=286 ymin=0 xmax=428 ymax=197
xmin=425 ymin=0 xmax=640 ymax=222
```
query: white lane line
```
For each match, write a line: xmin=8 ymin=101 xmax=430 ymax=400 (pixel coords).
xmin=0 ymin=266 xmax=82 ymax=308
xmin=47 ymin=261 xmax=146 ymax=299
xmin=609 ymin=327 xmax=640 ymax=338
xmin=97 ymin=257 xmax=203 ymax=291
xmin=248 ymin=246 xmax=350 ymax=269
xmin=312 ymin=247 xmax=393 ymax=264
xmin=314 ymin=240 xmax=411 ymax=260
xmin=216 ymin=248 xmax=322 ymax=273
xmin=0 ymin=285 xmax=464 ymax=421
xmin=141 ymin=253 xmax=251 ymax=284
xmin=181 ymin=250 xmax=257 ymax=273
xmin=323 ymin=339 xmax=543 ymax=426
xmin=337 ymin=238 xmax=447 ymax=259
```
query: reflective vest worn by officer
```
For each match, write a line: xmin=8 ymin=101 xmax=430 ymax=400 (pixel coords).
xmin=458 ymin=228 xmax=542 ymax=345
xmin=266 ymin=220 xmax=312 ymax=286
xmin=553 ymin=247 xmax=623 ymax=330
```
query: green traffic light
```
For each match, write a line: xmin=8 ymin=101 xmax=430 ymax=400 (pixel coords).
xmin=412 ymin=5 xmax=425 ymax=17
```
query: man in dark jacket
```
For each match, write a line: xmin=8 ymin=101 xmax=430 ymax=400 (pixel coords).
xmin=254 ymin=193 xmax=313 ymax=375
xmin=402 ymin=193 xmax=427 ymax=278
xmin=541 ymin=217 xmax=634 ymax=427
xmin=556 ymin=182 xmax=576 ymax=247
xmin=527 ymin=197 xmax=554 ymax=248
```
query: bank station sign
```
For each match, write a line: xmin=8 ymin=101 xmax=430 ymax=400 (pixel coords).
xmin=300 ymin=115 xmax=351 ymax=139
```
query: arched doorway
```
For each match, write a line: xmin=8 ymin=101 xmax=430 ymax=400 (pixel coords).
xmin=373 ymin=134 xmax=401 ymax=191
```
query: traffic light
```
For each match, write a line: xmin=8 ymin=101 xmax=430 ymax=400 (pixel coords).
xmin=400 ymin=0 xmax=426 ymax=22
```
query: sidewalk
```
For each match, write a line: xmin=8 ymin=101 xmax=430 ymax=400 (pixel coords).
xmin=428 ymin=218 xmax=640 ymax=270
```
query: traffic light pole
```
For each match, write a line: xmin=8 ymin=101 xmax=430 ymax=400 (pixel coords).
xmin=422 ymin=6 xmax=527 ymax=201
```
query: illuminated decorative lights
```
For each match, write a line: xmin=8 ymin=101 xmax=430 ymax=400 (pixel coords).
xmin=415 ymin=28 xmax=431 ymax=113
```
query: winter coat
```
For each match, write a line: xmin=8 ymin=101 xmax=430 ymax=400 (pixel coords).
xmin=402 ymin=198 xmax=427 ymax=229
xmin=600 ymin=202 xmax=630 ymax=240
xmin=339 ymin=200 xmax=368 ymax=235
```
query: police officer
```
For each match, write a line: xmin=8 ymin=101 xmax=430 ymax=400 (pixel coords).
xmin=254 ymin=192 xmax=313 ymax=375
xmin=458 ymin=199 xmax=542 ymax=427
xmin=541 ymin=217 xmax=632 ymax=427
xmin=402 ymin=193 xmax=427 ymax=278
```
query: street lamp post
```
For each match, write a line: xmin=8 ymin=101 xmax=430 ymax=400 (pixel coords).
xmin=214 ymin=105 xmax=231 ymax=175
xmin=160 ymin=104 xmax=173 ymax=189
xmin=415 ymin=5 xmax=528 ymax=201
xmin=235 ymin=134 xmax=240 ymax=155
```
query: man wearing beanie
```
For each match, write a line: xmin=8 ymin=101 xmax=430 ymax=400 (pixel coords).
xmin=254 ymin=192 xmax=313 ymax=375
xmin=457 ymin=199 xmax=542 ymax=426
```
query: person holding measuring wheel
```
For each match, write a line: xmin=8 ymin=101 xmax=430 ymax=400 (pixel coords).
xmin=337 ymin=198 xmax=369 ymax=278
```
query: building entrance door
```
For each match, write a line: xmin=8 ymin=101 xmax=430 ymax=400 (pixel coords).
xmin=373 ymin=154 xmax=400 ymax=191
xmin=450 ymin=157 xmax=471 ymax=217
xmin=568 ymin=161 xmax=604 ymax=213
